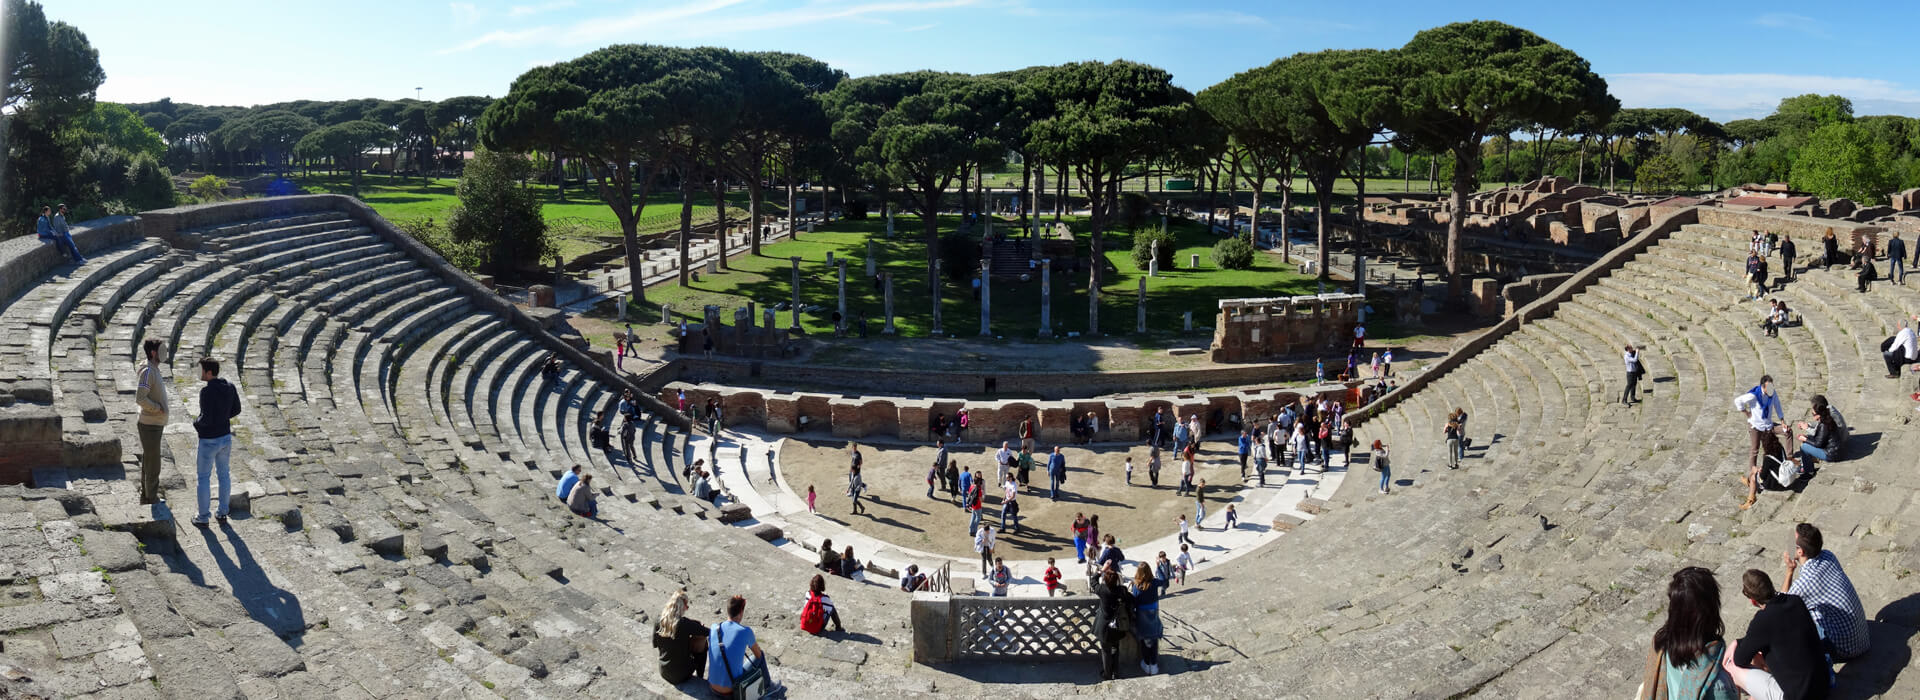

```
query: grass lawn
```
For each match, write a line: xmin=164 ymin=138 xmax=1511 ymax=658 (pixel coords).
xmin=295 ymin=172 xmax=779 ymax=264
xmin=643 ymin=213 xmax=1329 ymax=341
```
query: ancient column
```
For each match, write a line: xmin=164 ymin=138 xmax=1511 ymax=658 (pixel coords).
xmin=617 ymin=294 xmax=627 ymax=322
xmin=836 ymin=259 xmax=848 ymax=330
xmin=886 ymin=212 xmax=895 ymax=238
xmin=930 ymin=259 xmax=944 ymax=337
xmin=1354 ymin=254 xmax=1366 ymax=295
xmin=1136 ymin=277 xmax=1147 ymax=334
xmin=789 ymin=256 xmax=803 ymax=331
xmin=865 ymin=241 xmax=876 ymax=277
xmin=979 ymin=259 xmax=992 ymax=336
xmin=1038 ymin=260 xmax=1052 ymax=337
xmin=882 ymin=272 xmax=897 ymax=334
xmin=1183 ymin=310 xmax=1193 ymax=332
xmin=1149 ymin=240 xmax=1160 ymax=277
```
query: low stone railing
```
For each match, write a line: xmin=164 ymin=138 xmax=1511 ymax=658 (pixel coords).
xmin=911 ymin=593 xmax=1101 ymax=663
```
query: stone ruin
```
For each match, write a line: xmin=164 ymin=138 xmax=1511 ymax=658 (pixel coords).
xmin=672 ymin=303 xmax=798 ymax=359
xmin=1208 ymin=293 xmax=1364 ymax=363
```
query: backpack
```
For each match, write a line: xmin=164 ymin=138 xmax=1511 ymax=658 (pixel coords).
xmin=800 ymin=593 xmax=827 ymax=635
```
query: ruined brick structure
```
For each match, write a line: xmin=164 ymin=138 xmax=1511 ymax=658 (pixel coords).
xmin=1208 ymin=293 xmax=1365 ymax=363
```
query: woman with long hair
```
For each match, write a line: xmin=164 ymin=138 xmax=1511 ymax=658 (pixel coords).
xmin=1645 ymin=567 xmax=1736 ymax=699
xmin=1129 ymin=563 xmax=1165 ymax=675
xmin=651 ymin=589 xmax=707 ymax=683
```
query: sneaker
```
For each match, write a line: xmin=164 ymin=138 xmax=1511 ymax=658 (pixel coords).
xmin=216 ymin=514 xmax=228 ymax=525
xmin=190 ymin=518 xmax=210 ymax=528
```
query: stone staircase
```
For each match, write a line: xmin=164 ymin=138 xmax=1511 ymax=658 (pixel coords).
xmin=3 ymin=202 xmax=1919 ymax=697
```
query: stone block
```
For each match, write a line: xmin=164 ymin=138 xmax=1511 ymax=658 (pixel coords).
xmin=529 ymin=285 xmax=557 ymax=308
xmin=11 ymin=379 xmax=52 ymax=404
xmin=1271 ymin=513 xmax=1306 ymax=532
xmin=70 ymin=392 xmax=107 ymax=423
xmin=747 ymin=523 xmax=783 ymax=542
xmin=1298 ymin=497 xmax=1329 ymax=515
xmin=62 ymin=429 xmax=121 ymax=469
xmin=717 ymin=503 xmax=752 ymax=524
xmin=910 ymin=593 xmax=955 ymax=663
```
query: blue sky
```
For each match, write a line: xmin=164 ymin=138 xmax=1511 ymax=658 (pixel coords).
xmin=52 ymin=0 xmax=1920 ymax=121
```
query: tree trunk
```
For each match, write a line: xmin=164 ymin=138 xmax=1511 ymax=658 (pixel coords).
xmin=1314 ymin=172 xmax=1332 ymax=282
xmin=747 ymin=164 xmax=764 ymax=256
xmin=1577 ymin=136 xmax=1588 ymax=184
xmin=1020 ymin=155 xmax=1032 ymax=220
xmin=554 ymin=151 xmax=567 ymax=201
xmin=1427 ymin=157 xmax=1437 ymax=194
xmin=1402 ymin=149 xmax=1411 ymax=192
xmin=924 ymin=187 xmax=941 ymax=294
xmin=785 ymin=157 xmax=797 ymax=240
xmin=1054 ymin=167 xmax=1064 ymax=224
xmin=1086 ymin=168 xmax=1107 ymax=336
xmin=1203 ymin=162 xmax=1218 ymax=231
xmin=677 ymin=176 xmax=695 ymax=286
xmin=1247 ymin=175 xmax=1262 ymax=245
xmin=1445 ymin=144 xmax=1478 ymax=302
xmin=712 ymin=179 xmax=729 ymax=271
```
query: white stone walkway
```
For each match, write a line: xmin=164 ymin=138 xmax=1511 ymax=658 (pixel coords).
xmin=700 ymin=429 xmax=1347 ymax=597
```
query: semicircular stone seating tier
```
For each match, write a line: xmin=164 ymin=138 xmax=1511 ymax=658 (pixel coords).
xmin=3 ymin=198 xmax=1919 ymax=697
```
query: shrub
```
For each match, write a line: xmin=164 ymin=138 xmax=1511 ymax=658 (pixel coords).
xmin=938 ymin=233 xmax=981 ymax=284
xmin=190 ymin=174 xmax=228 ymax=202
xmin=1131 ymin=228 xmax=1177 ymax=272
xmin=1212 ymin=236 xmax=1255 ymax=270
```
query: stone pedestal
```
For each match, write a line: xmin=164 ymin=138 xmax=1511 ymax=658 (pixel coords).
xmin=979 ymin=260 xmax=992 ymax=336
xmin=865 ymin=241 xmax=876 ymax=277
xmin=1183 ymin=310 xmax=1193 ymax=332
xmin=882 ymin=273 xmax=896 ymax=334
xmin=836 ymin=260 xmax=848 ymax=324
xmin=1038 ymin=261 xmax=1051 ymax=337
xmin=617 ymin=295 xmax=627 ymax=322
xmin=1136 ymin=278 xmax=1147 ymax=334
xmin=1087 ymin=273 xmax=1100 ymax=337
xmin=530 ymin=285 xmax=556 ymax=308
xmin=788 ymin=257 xmax=803 ymax=331
xmin=1190 ymin=253 xmax=1200 ymax=269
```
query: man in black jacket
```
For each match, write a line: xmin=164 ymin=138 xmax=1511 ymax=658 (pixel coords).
xmin=192 ymin=358 xmax=243 ymax=527
xmin=1725 ymin=569 xmax=1831 ymax=700
xmin=1779 ymin=235 xmax=1797 ymax=284
xmin=1889 ymin=232 xmax=1908 ymax=285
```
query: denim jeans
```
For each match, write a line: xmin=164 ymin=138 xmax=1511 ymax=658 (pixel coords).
xmin=1378 ymin=467 xmax=1391 ymax=492
xmin=968 ymin=508 xmax=982 ymax=536
xmin=196 ymin=434 xmax=233 ymax=521
xmin=1195 ymin=502 xmax=1206 ymax=525
xmin=39 ymin=232 xmax=81 ymax=262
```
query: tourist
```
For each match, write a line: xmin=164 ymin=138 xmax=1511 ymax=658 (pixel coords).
xmin=1224 ymin=503 xmax=1239 ymax=529
xmin=836 ymin=545 xmax=865 ymax=582
xmin=35 ymin=205 xmax=84 ymax=263
xmin=1746 ymin=252 xmax=1768 ymax=300
xmin=1193 ymin=479 xmax=1209 ymax=528
xmin=1290 ymin=421 xmax=1310 ymax=475
xmin=1016 ymin=447 xmax=1034 ymax=489
xmin=1821 ymin=229 xmax=1841 ymax=269
xmin=1741 ymin=431 xmax=1787 ymax=510
xmin=543 ymin=354 xmax=563 ymax=388
xmin=1623 ymin=344 xmax=1643 ymax=405
xmin=1451 ymin=406 xmax=1469 ymax=456
xmin=847 ymin=462 xmax=866 ymax=515
xmin=1177 ymin=513 xmax=1192 ymax=546
xmin=1372 ymin=439 xmax=1392 ymax=494
xmin=1723 ymin=570 xmax=1829 ymax=700
xmin=1315 ymin=357 xmax=1325 ymax=383
xmin=1383 ymin=349 xmax=1394 ymax=377
xmin=1020 ymin=417 xmax=1036 ymax=452
xmin=590 ymin=409 xmax=612 ymax=452
xmin=1187 ymin=413 xmax=1203 ymax=446
xmin=1642 ymin=567 xmax=1738 ymax=698
xmin=967 ymin=470 xmax=986 ymax=535
xmin=989 ymin=557 xmax=1012 ymax=597
xmin=958 ymin=466 xmax=973 ymax=508
xmin=996 ymin=441 xmax=1013 ymax=485
xmin=567 ymin=474 xmax=598 ymax=517
xmin=133 ymin=338 xmax=169 ymax=506
xmin=944 ymin=459 xmax=961 ymax=500
xmin=1744 ymin=375 xmax=1785 ymax=471
xmin=1882 ymin=318 xmax=1917 ymax=379
xmin=1782 ymin=524 xmax=1870 ymax=660
xmin=1130 ymin=562 xmax=1166 ymax=676
xmin=1093 ymin=564 xmax=1134 ymax=681
xmin=1124 ymin=456 xmax=1134 ymax=485
xmin=1176 ymin=544 xmax=1193 ymax=584
xmin=1001 ymin=476 xmax=1021 ymax=532
xmin=1353 ymin=323 xmax=1365 ymax=350
xmin=557 ymin=465 xmax=582 ymax=502
xmin=1044 ymin=558 xmax=1064 ymax=596
xmin=766 ymin=446 xmax=776 ymax=483
xmin=1793 ymin=400 xmax=1840 ymax=474
xmin=805 ymin=485 xmax=816 ymax=513
xmin=954 ymin=407 xmax=970 ymax=444
xmin=684 ymin=457 xmax=705 ymax=482
xmin=900 ymin=564 xmax=929 ymax=592
xmin=653 ymin=589 xmax=708 ymax=685
xmin=620 ymin=411 xmax=638 ymax=462
xmin=706 ymin=398 xmax=722 ymax=434
xmin=1093 ymin=534 xmax=1124 ymax=574
xmin=974 ymin=524 xmax=996 ymax=578
xmin=1047 ymin=447 xmax=1067 ymax=501
xmin=1889 ymin=231 xmax=1908 ymax=284
xmin=615 ymin=332 xmax=626 ymax=366
xmin=1172 ymin=416 xmax=1190 ymax=456
xmin=816 ymin=538 xmax=840 ymax=573
xmin=925 ymin=458 xmax=939 ymax=499
xmin=1147 ymin=446 xmax=1162 ymax=486
xmin=1763 ymin=301 xmax=1784 ymax=338
xmin=931 ymin=440 xmax=950 ymax=495
xmin=1855 ymin=251 xmax=1877 ymax=293
xmin=1235 ymin=429 xmax=1252 ymax=479
xmin=1779 ymin=235 xmax=1797 ymax=282
xmin=1072 ymin=513 xmax=1091 ymax=563
xmin=1085 ymin=516 xmax=1102 ymax=566
xmin=708 ymin=596 xmax=781 ymax=698
xmin=1444 ymin=417 xmax=1462 ymax=470
xmin=191 ymin=357 xmax=241 ymax=527
xmin=1149 ymin=407 xmax=1167 ymax=449
xmin=800 ymin=574 xmax=845 ymax=635
xmin=1154 ymin=552 xmax=1175 ymax=598
xmin=1251 ymin=431 xmax=1268 ymax=486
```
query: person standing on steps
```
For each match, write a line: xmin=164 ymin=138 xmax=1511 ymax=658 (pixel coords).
xmin=1743 ymin=375 xmax=1785 ymax=472
xmin=974 ymin=524 xmax=996 ymax=578
xmin=1372 ymin=440 xmax=1392 ymax=494
xmin=1193 ymin=479 xmax=1208 ymax=528
xmin=191 ymin=358 xmax=241 ymax=527
xmin=1746 ymin=252 xmax=1768 ymax=301
xmin=1444 ymin=417 xmax=1462 ymax=470
xmin=134 ymin=339 xmax=169 ymax=506
xmin=1889 ymin=231 xmax=1908 ymax=284
xmin=1093 ymin=563 xmax=1134 ymax=682
xmin=1777 ymin=235 xmax=1797 ymax=284
xmin=1622 ymin=344 xmax=1644 ymax=405
xmin=1251 ymin=431 xmax=1268 ymax=486
xmin=847 ymin=462 xmax=866 ymax=515
xmin=1235 ymin=429 xmax=1252 ymax=480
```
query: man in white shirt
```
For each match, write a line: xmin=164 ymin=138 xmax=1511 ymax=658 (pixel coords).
xmin=1883 ymin=317 xmax=1918 ymax=379
xmin=995 ymin=442 xmax=1013 ymax=485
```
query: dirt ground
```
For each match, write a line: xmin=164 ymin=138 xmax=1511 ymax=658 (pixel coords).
xmin=777 ymin=436 xmax=1260 ymax=562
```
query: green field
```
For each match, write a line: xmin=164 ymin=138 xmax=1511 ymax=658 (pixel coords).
xmin=641 ymin=213 xmax=1337 ymax=340
xmin=295 ymin=173 xmax=770 ymax=264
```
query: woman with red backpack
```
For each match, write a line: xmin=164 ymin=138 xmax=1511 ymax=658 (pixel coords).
xmin=800 ymin=574 xmax=844 ymax=635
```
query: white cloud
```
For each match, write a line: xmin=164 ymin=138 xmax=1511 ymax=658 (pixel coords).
xmin=508 ymin=0 xmax=575 ymax=18
xmin=441 ymin=0 xmax=978 ymax=53
xmin=449 ymin=2 xmax=482 ymax=25
xmin=902 ymin=23 xmax=937 ymax=32
xmin=1607 ymin=72 xmax=1920 ymax=120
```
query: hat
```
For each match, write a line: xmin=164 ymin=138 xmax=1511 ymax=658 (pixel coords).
xmin=56 ymin=204 xmax=67 ymax=210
